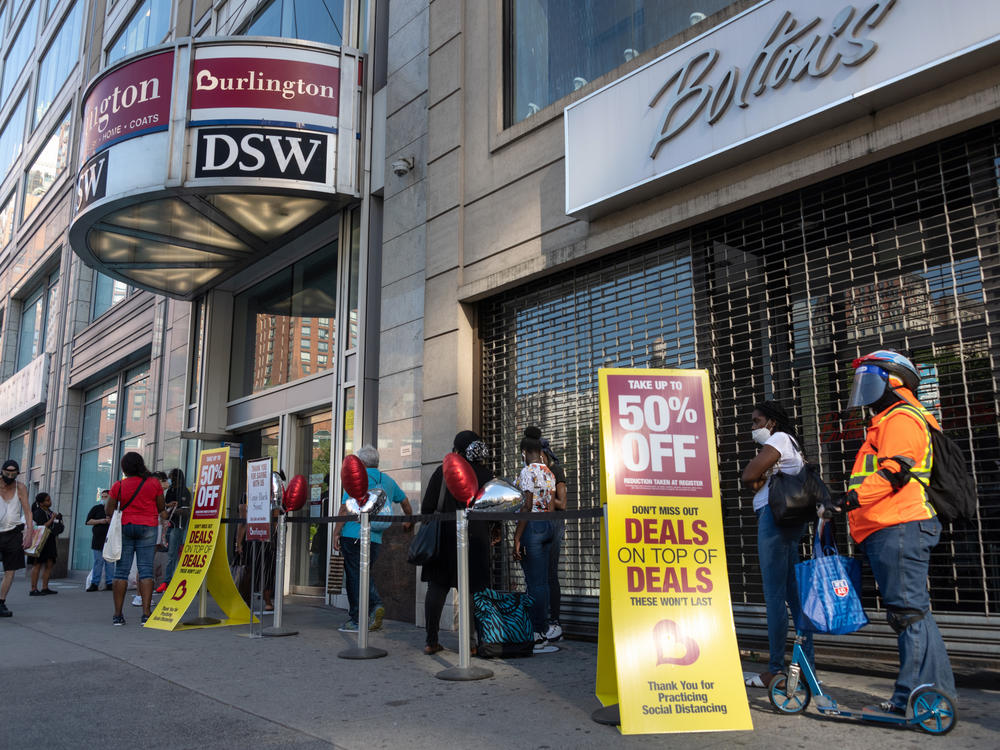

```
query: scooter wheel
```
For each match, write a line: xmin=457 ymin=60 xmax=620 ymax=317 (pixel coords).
xmin=910 ymin=686 xmax=957 ymax=735
xmin=769 ymin=672 xmax=811 ymax=714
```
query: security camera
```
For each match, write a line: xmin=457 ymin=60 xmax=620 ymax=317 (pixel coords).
xmin=391 ymin=157 xmax=414 ymax=177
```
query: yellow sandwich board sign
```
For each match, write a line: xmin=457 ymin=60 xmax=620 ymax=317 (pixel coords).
xmin=145 ymin=447 xmax=255 ymax=630
xmin=595 ymin=368 xmax=752 ymax=734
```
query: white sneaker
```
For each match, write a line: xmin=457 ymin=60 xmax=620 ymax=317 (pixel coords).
xmin=545 ymin=623 xmax=563 ymax=642
xmin=131 ymin=595 xmax=142 ymax=607
xmin=533 ymin=632 xmax=549 ymax=652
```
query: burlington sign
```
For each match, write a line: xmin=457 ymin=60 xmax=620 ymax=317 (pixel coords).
xmin=564 ymin=0 xmax=1000 ymax=217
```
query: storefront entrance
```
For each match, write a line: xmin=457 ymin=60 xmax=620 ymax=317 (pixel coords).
xmin=289 ymin=411 xmax=332 ymax=594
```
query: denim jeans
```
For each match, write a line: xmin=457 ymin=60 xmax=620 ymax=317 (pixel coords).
xmin=547 ymin=517 xmax=565 ymax=622
xmin=756 ymin=506 xmax=814 ymax=674
xmin=341 ymin=536 xmax=381 ymax=623
xmin=862 ymin=518 xmax=956 ymax=707
xmin=520 ymin=519 xmax=555 ymax=634
xmin=165 ymin=523 xmax=184 ymax=583
xmin=91 ymin=549 xmax=113 ymax=586
xmin=114 ymin=524 xmax=157 ymax=581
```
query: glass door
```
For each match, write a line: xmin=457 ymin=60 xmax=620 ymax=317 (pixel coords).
xmin=289 ymin=411 xmax=332 ymax=593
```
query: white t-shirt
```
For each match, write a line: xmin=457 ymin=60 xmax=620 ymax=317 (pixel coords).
xmin=0 ymin=491 xmax=23 ymax=533
xmin=752 ymin=432 xmax=805 ymax=512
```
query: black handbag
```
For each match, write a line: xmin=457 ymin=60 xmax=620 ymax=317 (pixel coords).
xmin=407 ymin=477 xmax=447 ymax=566
xmin=768 ymin=445 xmax=831 ymax=527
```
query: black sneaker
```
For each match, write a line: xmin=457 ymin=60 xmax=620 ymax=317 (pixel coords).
xmin=112 ymin=614 xmax=126 ymax=626
xmin=865 ymin=700 xmax=905 ymax=717
xmin=141 ymin=613 xmax=150 ymax=625
xmin=86 ymin=584 xmax=99 ymax=592
xmin=0 ymin=602 xmax=11 ymax=617
xmin=29 ymin=589 xmax=42 ymax=596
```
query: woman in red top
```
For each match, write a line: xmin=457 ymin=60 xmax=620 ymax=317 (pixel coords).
xmin=107 ymin=452 xmax=164 ymax=626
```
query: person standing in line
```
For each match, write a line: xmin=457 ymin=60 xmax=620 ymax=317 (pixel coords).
xmin=150 ymin=472 xmax=171 ymax=594
xmin=334 ymin=445 xmax=413 ymax=632
xmin=0 ymin=460 xmax=32 ymax=616
xmin=86 ymin=490 xmax=113 ymax=591
xmin=108 ymin=452 xmax=165 ymax=626
xmin=162 ymin=468 xmax=190 ymax=591
xmin=740 ymin=400 xmax=815 ymax=689
xmin=27 ymin=493 xmax=64 ymax=596
xmin=525 ymin=426 xmax=567 ymax=643
xmin=420 ymin=431 xmax=493 ymax=655
xmin=513 ymin=435 xmax=557 ymax=652
xmin=837 ymin=350 xmax=956 ymax=715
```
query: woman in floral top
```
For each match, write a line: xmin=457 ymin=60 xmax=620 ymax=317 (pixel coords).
xmin=513 ymin=435 xmax=556 ymax=650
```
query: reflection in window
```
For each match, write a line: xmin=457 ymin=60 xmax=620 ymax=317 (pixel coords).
xmin=92 ymin=271 xmax=130 ymax=319
xmin=1 ymin=2 xmax=36 ymax=105
xmin=16 ymin=285 xmax=44 ymax=370
xmin=0 ymin=194 xmax=14 ymax=247
xmin=34 ymin=1 xmax=83 ymax=126
xmin=231 ymin=241 xmax=338 ymax=398
xmin=507 ymin=0 xmax=733 ymax=125
xmin=22 ymin=112 xmax=70 ymax=220
xmin=0 ymin=95 xmax=26 ymax=178
xmin=243 ymin=0 xmax=344 ymax=47
xmin=107 ymin=0 xmax=171 ymax=64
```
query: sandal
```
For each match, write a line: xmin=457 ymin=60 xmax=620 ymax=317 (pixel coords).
xmin=744 ymin=671 xmax=774 ymax=689
xmin=424 ymin=643 xmax=444 ymax=655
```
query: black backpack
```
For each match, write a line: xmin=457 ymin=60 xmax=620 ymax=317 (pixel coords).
xmin=890 ymin=405 xmax=978 ymax=524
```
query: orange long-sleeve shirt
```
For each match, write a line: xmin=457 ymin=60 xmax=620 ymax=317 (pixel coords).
xmin=847 ymin=389 xmax=937 ymax=544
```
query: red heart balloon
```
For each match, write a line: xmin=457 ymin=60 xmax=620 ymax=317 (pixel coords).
xmin=443 ymin=453 xmax=479 ymax=507
xmin=283 ymin=474 xmax=309 ymax=512
xmin=340 ymin=455 xmax=369 ymax=501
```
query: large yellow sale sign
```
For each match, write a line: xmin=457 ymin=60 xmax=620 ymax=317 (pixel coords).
xmin=145 ymin=447 xmax=254 ymax=630
xmin=596 ymin=368 xmax=751 ymax=734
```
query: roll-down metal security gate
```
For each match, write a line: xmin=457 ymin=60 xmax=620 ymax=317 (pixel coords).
xmin=480 ymin=120 xmax=1000 ymax=659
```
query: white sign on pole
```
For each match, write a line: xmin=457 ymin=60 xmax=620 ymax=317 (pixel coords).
xmin=246 ymin=457 xmax=272 ymax=541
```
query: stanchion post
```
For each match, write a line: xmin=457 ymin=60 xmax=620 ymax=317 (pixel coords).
xmin=182 ymin=579 xmax=221 ymax=626
xmin=339 ymin=511 xmax=387 ymax=659
xmin=437 ymin=509 xmax=492 ymax=681
xmin=263 ymin=512 xmax=298 ymax=637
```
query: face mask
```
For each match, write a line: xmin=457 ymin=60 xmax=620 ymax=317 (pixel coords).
xmin=1 ymin=475 xmax=15 ymax=485
xmin=752 ymin=427 xmax=771 ymax=445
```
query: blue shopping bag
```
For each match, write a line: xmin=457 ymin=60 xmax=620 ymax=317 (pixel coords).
xmin=795 ymin=520 xmax=868 ymax=635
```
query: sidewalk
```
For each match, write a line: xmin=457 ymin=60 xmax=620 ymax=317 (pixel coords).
xmin=1 ymin=573 xmax=997 ymax=749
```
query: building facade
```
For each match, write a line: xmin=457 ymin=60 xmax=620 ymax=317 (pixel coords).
xmin=395 ymin=0 xmax=1000 ymax=658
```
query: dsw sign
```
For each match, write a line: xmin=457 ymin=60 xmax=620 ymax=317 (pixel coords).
xmin=194 ymin=127 xmax=328 ymax=183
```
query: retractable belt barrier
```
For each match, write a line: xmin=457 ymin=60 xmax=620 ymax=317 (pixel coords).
xmin=220 ymin=507 xmax=604 ymax=524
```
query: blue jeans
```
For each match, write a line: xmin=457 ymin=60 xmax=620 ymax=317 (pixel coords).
xmin=114 ymin=524 xmax=157 ymax=581
xmin=862 ymin=518 xmax=956 ymax=707
xmin=520 ymin=519 xmax=555 ymax=634
xmin=341 ymin=537 xmax=381 ymax=623
xmin=165 ymin=523 xmax=184 ymax=583
xmin=757 ymin=506 xmax=814 ymax=674
xmin=91 ymin=549 xmax=113 ymax=586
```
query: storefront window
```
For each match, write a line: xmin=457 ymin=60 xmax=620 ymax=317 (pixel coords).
xmin=347 ymin=207 xmax=360 ymax=349
xmin=7 ymin=419 xmax=29 ymax=468
xmin=107 ymin=0 xmax=171 ymax=64
xmin=92 ymin=271 xmax=130 ymax=319
xmin=71 ymin=365 xmax=149 ymax=570
xmin=33 ymin=0 xmax=82 ymax=127
xmin=22 ymin=112 xmax=71 ymax=220
xmin=243 ymin=0 xmax=344 ymax=47
xmin=0 ymin=94 xmax=26 ymax=178
xmin=506 ymin=0 xmax=733 ymax=124
xmin=230 ymin=241 xmax=338 ymax=399
xmin=0 ymin=2 xmax=36 ymax=106
xmin=290 ymin=411 xmax=331 ymax=591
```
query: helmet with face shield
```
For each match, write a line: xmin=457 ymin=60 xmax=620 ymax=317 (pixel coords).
xmin=847 ymin=350 xmax=920 ymax=409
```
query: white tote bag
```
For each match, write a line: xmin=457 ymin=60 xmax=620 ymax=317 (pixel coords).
xmin=102 ymin=509 xmax=123 ymax=562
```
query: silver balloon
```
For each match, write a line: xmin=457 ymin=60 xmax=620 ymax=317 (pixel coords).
xmin=346 ymin=488 xmax=388 ymax=517
xmin=270 ymin=472 xmax=286 ymax=508
xmin=470 ymin=479 xmax=524 ymax=513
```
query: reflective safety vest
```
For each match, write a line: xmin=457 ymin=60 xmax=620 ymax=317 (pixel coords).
xmin=847 ymin=393 xmax=937 ymax=544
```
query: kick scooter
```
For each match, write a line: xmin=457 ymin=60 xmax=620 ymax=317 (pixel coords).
xmin=768 ymin=631 xmax=957 ymax=734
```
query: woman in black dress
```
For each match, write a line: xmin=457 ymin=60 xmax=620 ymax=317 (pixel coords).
xmin=28 ymin=493 xmax=63 ymax=595
xmin=420 ymin=430 xmax=492 ymax=654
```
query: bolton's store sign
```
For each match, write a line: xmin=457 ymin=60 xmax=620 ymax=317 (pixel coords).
xmin=69 ymin=38 xmax=361 ymax=300
xmin=564 ymin=0 xmax=1000 ymax=218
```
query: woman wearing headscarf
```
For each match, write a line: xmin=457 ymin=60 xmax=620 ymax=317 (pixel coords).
xmin=419 ymin=430 xmax=493 ymax=655
xmin=741 ymin=399 xmax=815 ymax=688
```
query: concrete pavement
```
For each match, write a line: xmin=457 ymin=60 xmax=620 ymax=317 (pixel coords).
xmin=1 ymin=572 xmax=997 ymax=749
